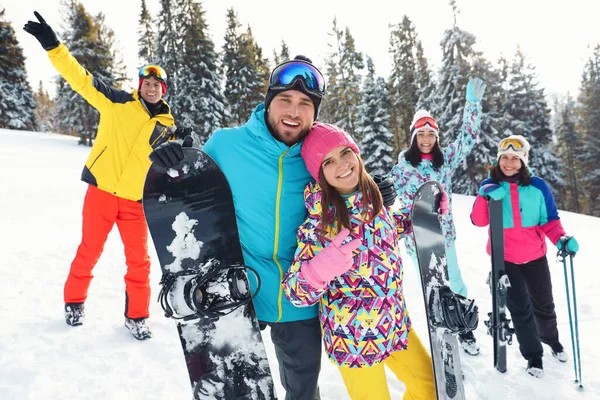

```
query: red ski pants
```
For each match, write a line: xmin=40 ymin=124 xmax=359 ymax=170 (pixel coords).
xmin=64 ymin=185 xmax=151 ymax=319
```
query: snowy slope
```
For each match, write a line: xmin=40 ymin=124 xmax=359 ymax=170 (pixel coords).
xmin=0 ymin=129 xmax=598 ymax=399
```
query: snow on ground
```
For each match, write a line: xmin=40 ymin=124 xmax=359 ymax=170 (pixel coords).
xmin=1 ymin=129 xmax=598 ymax=399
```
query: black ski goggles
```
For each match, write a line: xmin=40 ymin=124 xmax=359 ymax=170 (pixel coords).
xmin=269 ymin=60 xmax=326 ymax=97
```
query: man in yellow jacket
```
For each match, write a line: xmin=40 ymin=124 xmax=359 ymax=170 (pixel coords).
xmin=24 ymin=11 xmax=187 ymax=340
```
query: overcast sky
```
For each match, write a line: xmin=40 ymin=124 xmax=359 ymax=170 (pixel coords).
xmin=6 ymin=0 xmax=600 ymax=100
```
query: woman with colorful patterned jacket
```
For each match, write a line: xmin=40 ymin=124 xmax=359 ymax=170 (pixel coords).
xmin=282 ymin=123 xmax=436 ymax=400
xmin=471 ymin=135 xmax=579 ymax=378
xmin=388 ymin=77 xmax=486 ymax=355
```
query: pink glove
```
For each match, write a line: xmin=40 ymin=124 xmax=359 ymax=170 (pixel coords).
xmin=440 ymin=192 xmax=450 ymax=215
xmin=301 ymin=229 xmax=362 ymax=289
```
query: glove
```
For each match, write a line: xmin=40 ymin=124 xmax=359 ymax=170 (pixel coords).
xmin=466 ymin=77 xmax=487 ymax=103
xmin=174 ymin=126 xmax=194 ymax=140
xmin=301 ymin=229 xmax=362 ymax=289
xmin=479 ymin=183 xmax=506 ymax=201
xmin=557 ymin=235 xmax=579 ymax=255
xmin=149 ymin=136 xmax=193 ymax=168
xmin=23 ymin=11 xmax=60 ymax=51
xmin=440 ymin=192 xmax=450 ymax=215
xmin=373 ymin=175 xmax=396 ymax=207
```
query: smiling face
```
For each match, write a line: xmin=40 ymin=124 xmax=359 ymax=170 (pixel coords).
xmin=139 ymin=76 xmax=164 ymax=104
xmin=266 ymin=90 xmax=315 ymax=146
xmin=321 ymin=145 xmax=360 ymax=194
xmin=415 ymin=128 xmax=438 ymax=154
xmin=499 ymin=153 xmax=523 ymax=176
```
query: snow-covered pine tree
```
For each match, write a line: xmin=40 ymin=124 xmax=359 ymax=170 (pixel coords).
xmin=414 ymin=40 xmax=434 ymax=111
xmin=170 ymin=0 xmax=229 ymax=143
xmin=576 ymin=44 xmax=600 ymax=216
xmin=155 ymin=0 xmax=181 ymax=105
xmin=272 ymin=40 xmax=290 ymax=66
xmin=553 ymin=95 xmax=582 ymax=213
xmin=221 ymin=9 xmax=266 ymax=125
xmin=388 ymin=16 xmax=423 ymax=153
xmin=137 ymin=0 xmax=156 ymax=66
xmin=321 ymin=18 xmax=363 ymax=138
xmin=0 ymin=8 xmax=37 ymax=131
xmin=504 ymin=48 xmax=564 ymax=194
xmin=33 ymin=81 xmax=55 ymax=132
xmin=55 ymin=2 xmax=124 ymax=145
xmin=356 ymin=57 xmax=394 ymax=175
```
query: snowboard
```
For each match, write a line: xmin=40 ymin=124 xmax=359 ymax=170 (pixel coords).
xmin=143 ymin=147 xmax=277 ymax=400
xmin=412 ymin=181 xmax=466 ymax=400
xmin=484 ymin=198 xmax=514 ymax=373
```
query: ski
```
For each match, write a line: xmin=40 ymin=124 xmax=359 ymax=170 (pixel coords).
xmin=484 ymin=198 xmax=514 ymax=373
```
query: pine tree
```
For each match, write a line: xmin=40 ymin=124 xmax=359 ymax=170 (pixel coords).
xmin=272 ymin=40 xmax=290 ymax=66
xmin=504 ymin=48 xmax=564 ymax=194
xmin=33 ymin=81 xmax=55 ymax=132
xmin=321 ymin=19 xmax=363 ymax=137
xmin=155 ymin=0 xmax=181 ymax=105
xmin=356 ymin=57 xmax=394 ymax=175
xmin=553 ymin=95 xmax=582 ymax=213
xmin=171 ymin=0 xmax=229 ymax=143
xmin=576 ymin=44 xmax=600 ymax=216
xmin=0 ymin=8 xmax=37 ymax=131
xmin=55 ymin=2 xmax=125 ymax=145
xmin=222 ymin=10 xmax=266 ymax=125
xmin=388 ymin=16 xmax=424 ymax=153
xmin=137 ymin=0 xmax=156 ymax=65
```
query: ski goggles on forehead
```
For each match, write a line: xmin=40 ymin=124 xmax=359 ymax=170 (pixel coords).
xmin=413 ymin=116 xmax=439 ymax=131
xmin=269 ymin=61 xmax=326 ymax=97
xmin=139 ymin=65 xmax=167 ymax=82
xmin=499 ymin=137 xmax=526 ymax=151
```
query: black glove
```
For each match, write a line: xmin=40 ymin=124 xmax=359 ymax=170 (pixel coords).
xmin=23 ymin=11 xmax=60 ymax=51
xmin=174 ymin=126 xmax=194 ymax=139
xmin=149 ymin=137 xmax=193 ymax=168
xmin=373 ymin=175 xmax=397 ymax=207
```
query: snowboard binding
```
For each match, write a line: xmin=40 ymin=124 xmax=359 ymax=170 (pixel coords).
xmin=429 ymin=285 xmax=479 ymax=334
xmin=158 ymin=260 xmax=261 ymax=322
xmin=485 ymin=272 xmax=515 ymax=344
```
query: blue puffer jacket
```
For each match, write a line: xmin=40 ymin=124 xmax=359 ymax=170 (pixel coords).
xmin=202 ymin=104 xmax=318 ymax=323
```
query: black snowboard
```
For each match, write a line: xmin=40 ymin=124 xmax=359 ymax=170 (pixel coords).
xmin=485 ymin=198 xmax=514 ymax=373
xmin=143 ymin=147 xmax=276 ymax=399
xmin=412 ymin=181 xmax=465 ymax=400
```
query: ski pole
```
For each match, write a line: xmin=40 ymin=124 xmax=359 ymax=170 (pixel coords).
xmin=568 ymin=254 xmax=583 ymax=389
xmin=561 ymin=251 xmax=583 ymax=389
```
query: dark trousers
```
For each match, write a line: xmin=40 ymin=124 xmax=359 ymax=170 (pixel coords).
xmin=260 ymin=318 xmax=322 ymax=400
xmin=504 ymin=255 xmax=560 ymax=361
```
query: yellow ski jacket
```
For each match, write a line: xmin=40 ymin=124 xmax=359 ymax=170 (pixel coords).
xmin=47 ymin=44 xmax=175 ymax=201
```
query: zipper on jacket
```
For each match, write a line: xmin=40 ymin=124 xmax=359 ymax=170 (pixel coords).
xmin=88 ymin=146 xmax=107 ymax=170
xmin=273 ymin=147 xmax=292 ymax=322
xmin=150 ymin=126 xmax=170 ymax=148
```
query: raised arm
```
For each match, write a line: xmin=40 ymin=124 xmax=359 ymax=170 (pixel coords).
xmin=445 ymin=78 xmax=486 ymax=169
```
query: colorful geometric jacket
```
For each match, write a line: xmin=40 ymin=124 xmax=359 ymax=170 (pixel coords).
xmin=470 ymin=175 xmax=566 ymax=264
xmin=388 ymin=101 xmax=482 ymax=256
xmin=282 ymin=181 xmax=412 ymax=368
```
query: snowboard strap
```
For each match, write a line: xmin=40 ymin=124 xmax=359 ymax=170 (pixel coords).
xmin=158 ymin=261 xmax=261 ymax=321
xmin=429 ymin=286 xmax=479 ymax=334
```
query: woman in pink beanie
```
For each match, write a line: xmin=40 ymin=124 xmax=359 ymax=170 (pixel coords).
xmin=282 ymin=122 xmax=435 ymax=399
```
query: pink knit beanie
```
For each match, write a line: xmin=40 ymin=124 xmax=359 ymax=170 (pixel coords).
xmin=301 ymin=122 xmax=360 ymax=182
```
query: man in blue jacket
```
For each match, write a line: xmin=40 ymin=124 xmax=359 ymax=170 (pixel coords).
xmin=151 ymin=56 xmax=326 ymax=399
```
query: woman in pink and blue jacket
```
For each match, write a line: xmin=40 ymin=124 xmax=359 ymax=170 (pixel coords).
xmin=470 ymin=135 xmax=579 ymax=378
xmin=283 ymin=123 xmax=435 ymax=400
